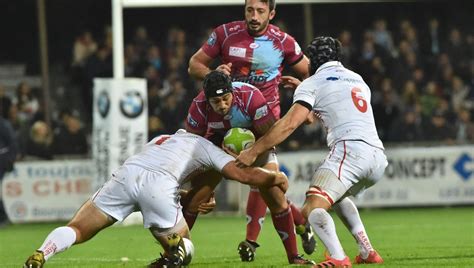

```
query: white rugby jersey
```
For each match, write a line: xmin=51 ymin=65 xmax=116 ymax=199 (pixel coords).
xmin=293 ymin=61 xmax=384 ymax=149
xmin=124 ymin=129 xmax=234 ymax=184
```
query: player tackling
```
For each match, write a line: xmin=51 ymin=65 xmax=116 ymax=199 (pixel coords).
xmin=236 ymin=36 xmax=387 ymax=267
xmin=23 ymin=130 xmax=289 ymax=268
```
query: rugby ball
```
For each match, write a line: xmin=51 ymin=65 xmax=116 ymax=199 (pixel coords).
xmin=223 ymin=128 xmax=256 ymax=153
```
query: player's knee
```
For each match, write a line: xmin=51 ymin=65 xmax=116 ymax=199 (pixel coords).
xmin=302 ymin=195 xmax=331 ymax=219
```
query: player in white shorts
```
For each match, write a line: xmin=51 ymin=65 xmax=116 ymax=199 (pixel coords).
xmin=237 ymin=36 xmax=388 ymax=267
xmin=24 ymin=129 xmax=289 ymax=268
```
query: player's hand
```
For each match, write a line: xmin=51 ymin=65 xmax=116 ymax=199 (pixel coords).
xmin=236 ymin=147 xmax=257 ymax=168
xmin=215 ymin=63 xmax=232 ymax=76
xmin=280 ymin=76 xmax=301 ymax=90
xmin=197 ymin=192 xmax=216 ymax=214
xmin=222 ymin=143 xmax=238 ymax=158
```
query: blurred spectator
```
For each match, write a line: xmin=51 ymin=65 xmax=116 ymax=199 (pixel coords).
xmin=72 ymin=31 xmax=98 ymax=68
xmin=423 ymin=109 xmax=456 ymax=143
xmin=455 ymin=108 xmax=474 ymax=143
xmin=0 ymin=117 xmax=18 ymax=225
xmin=0 ymin=84 xmax=12 ymax=119
xmin=449 ymin=76 xmax=473 ymax=112
xmin=159 ymin=93 xmax=186 ymax=133
xmin=53 ymin=110 xmax=88 ymax=155
xmin=372 ymin=19 xmax=394 ymax=55
xmin=373 ymin=80 xmax=400 ymax=141
xmin=445 ymin=28 xmax=470 ymax=79
xmin=147 ymin=45 xmax=163 ymax=73
xmin=124 ymin=44 xmax=140 ymax=76
xmin=24 ymin=120 xmax=54 ymax=160
xmin=421 ymin=18 xmax=442 ymax=61
xmin=400 ymin=80 xmax=419 ymax=111
xmin=388 ymin=108 xmax=424 ymax=142
xmin=338 ymin=30 xmax=357 ymax=68
xmin=420 ymin=81 xmax=440 ymax=117
xmin=12 ymin=82 xmax=40 ymax=125
xmin=133 ymin=26 xmax=153 ymax=60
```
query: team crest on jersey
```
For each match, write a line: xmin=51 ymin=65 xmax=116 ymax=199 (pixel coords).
xmin=249 ymin=43 xmax=260 ymax=49
xmin=294 ymin=41 xmax=302 ymax=55
xmin=209 ymin=121 xmax=225 ymax=129
xmin=254 ymin=105 xmax=268 ymax=120
xmin=229 ymin=46 xmax=246 ymax=58
xmin=207 ymin=32 xmax=217 ymax=46
xmin=187 ymin=115 xmax=198 ymax=127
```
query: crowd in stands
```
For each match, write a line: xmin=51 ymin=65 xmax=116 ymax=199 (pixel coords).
xmin=0 ymin=12 xmax=472 ymax=160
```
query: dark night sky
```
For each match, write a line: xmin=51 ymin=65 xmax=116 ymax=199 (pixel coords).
xmin=0 ymin=0 xmax=472 ymax=74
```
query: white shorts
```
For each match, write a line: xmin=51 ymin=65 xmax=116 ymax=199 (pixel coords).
xmin=308 ymin=140 xmax=387 ymax=204
xmin=92 ymin=164 xmax=183 ymax=229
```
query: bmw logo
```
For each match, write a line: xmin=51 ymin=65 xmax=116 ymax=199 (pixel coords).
xmin=97 ymin=91 xmax=110 ymax=118
xmin=120 ymin=91 xmax=144 ymax=118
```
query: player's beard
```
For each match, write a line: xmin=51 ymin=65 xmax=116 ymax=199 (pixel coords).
xmin=246 ymin=19 xmax=269 ymax=36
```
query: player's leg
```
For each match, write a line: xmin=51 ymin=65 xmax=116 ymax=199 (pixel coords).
xmin=24 ymin=165 xmax=142 ymax=267
xmin=140 ymin=172 xmax=194 ymax=267
xmin=148 ymin=218 xmax=193 ymax=267
xmin=302 ymin=168 xmax=352 ymax=267
xmin=181 ymin=170 xmax=222 ymax=229
xmin=237 ymin=153 xmax=272 ymax=262
xmin=289 ymin=199 xmax=316 ymax=255
xmin=24 ymin=199 xmax=116 ymax=268
xmin=333 ymin=197 xmax=382 ymax=264
xmin=258 ymin=172 xmax=315 ymax=265
xmin=333 ymin=143 xmax=387 ymax=264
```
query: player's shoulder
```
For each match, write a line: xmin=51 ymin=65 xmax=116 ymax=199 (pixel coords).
xmin=266 ymin=24 xmax=290 ymax=41
xmin=222 ymin=21 xmax=246 ymax=34
xmin=232 ymin=82 xmax=263 ymax=96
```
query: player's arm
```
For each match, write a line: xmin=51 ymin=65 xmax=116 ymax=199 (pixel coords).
xmin=188 ymin=48 xmax=215 ymax=80
xmin=291 ymin=55 xmax=310 ymax=80
xmin=237 ymin=102 xmax=311 ymax=166
xmin=221 ymin=161 xmax=288 ymax=192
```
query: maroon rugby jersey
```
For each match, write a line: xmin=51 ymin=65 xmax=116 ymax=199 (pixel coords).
xmin=185 ymin=82 xmax=276 ymax=146
xmin=201 ymin=21 xmax=304 ymax=118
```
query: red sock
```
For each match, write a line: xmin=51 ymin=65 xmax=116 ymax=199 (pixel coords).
xmin=271 ymin=207 xmax=299 ymax=262
xmin=246 ymin=188 xmax=267 ymax=242
xmin=288 ymin=200 xmax=306 ymax=226
xmin=183 ymin=210 xmax=198 ymax=230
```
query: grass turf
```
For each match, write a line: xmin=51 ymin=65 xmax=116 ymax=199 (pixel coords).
xmin=2 ymin=207 xmax=473 ymax=267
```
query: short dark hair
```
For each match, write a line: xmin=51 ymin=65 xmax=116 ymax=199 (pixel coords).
xmin=306 ymin=36 xmax=342 ymax=74
xmin=203 ymin=71 xmax=233 ymax=99
xmin=245 ymin=0 xmax=276 ymax=11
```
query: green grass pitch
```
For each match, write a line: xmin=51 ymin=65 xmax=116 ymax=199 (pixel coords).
xmin=2 ymin=207 xmax=473 ymax=267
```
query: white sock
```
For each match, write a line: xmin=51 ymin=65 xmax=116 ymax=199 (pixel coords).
xmin=308 ymin=208 xmax=346 ymax=260
xmin=333 ymin=198 xmax=373 ymax=258
xmin=38 ymin=226 xmax=77 ymax=261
